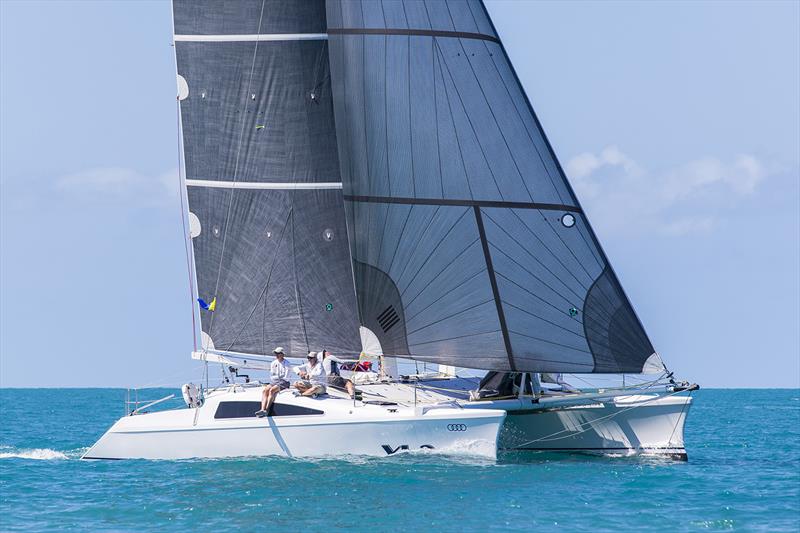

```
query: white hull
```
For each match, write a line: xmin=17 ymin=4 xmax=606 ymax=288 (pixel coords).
xmin=352 ymin=381 xmax=694 ymax=459
xmin=469 ymin=394 xmax=692 ymax=459
xmin=83 ymin=386 xmax=505 ymax=460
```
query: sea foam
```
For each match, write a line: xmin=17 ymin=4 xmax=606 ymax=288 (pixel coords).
xmin=0 ymin=447 xmax=68 ymax=460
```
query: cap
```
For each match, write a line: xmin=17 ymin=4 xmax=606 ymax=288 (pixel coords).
xmin=307 ymin=351 xmax=318 ymax=359
xmin=273 ymin=347 xmax=285 ymax=355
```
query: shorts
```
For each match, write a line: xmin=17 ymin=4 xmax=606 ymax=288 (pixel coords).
xmin=269 ymin=379 xmax=290 ymax=390
xmin=327 ymin=375 xmax=350 ymax=389
xmin=297 ymin=380 xmax=326 ymax=394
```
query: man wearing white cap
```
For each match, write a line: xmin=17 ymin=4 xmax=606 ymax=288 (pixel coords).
xmin=293 ymin=351 xmax=327 ymax=397
xmin=256 ymin=347 xmax=291 ymax=417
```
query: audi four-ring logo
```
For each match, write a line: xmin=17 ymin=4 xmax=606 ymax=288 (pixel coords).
xmin=447 ymin=424 xmax=467 ymax=431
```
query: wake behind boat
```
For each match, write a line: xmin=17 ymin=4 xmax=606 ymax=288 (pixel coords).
xmin=88 ymin=0 xmax=697 ymax=461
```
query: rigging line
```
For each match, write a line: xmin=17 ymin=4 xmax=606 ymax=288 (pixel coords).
xmin=397 ymin=206 xmax=471 ymax=297
xmin=405 ymin=297 xmax=496 ymax=336
xmin=511 ymin=388 xmax=689 ymax=447
xmin=403 ymin=267 xmax=486 ymax=324
xmin=310 ymin=39 xmax=327 ymax=93
xmin=453 ymin=32 xmax=532 ymax=204
xmin=667 ymin=390 xmax=693 ymax=446
xmin=207 ymin=0 xmax=268 ymax=338
xmin=402 ymin=237 xmax=482 ymax=310
xmin=175 ymin=98 xmax=197 ymax=351
xmin=483 ymin=210 xmax=590 ymax=302
xmin=434 ymin=39 xmax=504 ymax=200
xmin=290 ymin=199 xmax=310 ymax=354
xmin=433 ymin=36 xmax=474 ymax=200
xmin=222 ymin=209 xmax=293 ymax=353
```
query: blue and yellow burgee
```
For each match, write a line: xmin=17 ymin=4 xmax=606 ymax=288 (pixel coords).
xmin=198 ymin=297 xmax=217 ymax=312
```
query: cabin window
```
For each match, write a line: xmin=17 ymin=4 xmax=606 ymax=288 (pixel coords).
xmin=214 ymin=401 xmax=323 ymax=419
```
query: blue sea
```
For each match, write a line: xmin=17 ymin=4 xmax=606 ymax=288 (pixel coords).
xmin=0 ymin=389 xmax=798 ymax=531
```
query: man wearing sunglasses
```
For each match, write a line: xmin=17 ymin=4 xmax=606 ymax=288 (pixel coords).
xmin=293 ymin=351 xmax=327 ymax=397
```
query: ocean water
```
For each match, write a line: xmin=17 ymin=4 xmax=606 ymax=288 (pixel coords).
xmin=0 ymin=389 xmax=797 ymax=532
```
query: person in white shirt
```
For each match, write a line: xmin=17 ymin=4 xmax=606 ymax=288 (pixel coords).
xmin=293 ymin=351 xmax=327 ymax=397
xmin=256 ymin=347 xmax=292 ymax=417
xmin=321 ymin=349 xmax=356 ymax=399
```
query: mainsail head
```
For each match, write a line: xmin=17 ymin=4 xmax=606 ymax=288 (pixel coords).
xmin=173 ymin=0 xmax=361 ymax=357
xmin=326 ymin=0 xmax=658 ymax=373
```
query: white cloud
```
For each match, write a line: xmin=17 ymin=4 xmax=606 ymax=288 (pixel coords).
xmin=55 ymin=167 xmax=179 ymax=208
xmin=567 ymin=145 xmax=642 ymax=181
xmin=566 ymin=147 xmax=770 ymax=236
xmin=661 ymin=216 xmax=716 ymax=236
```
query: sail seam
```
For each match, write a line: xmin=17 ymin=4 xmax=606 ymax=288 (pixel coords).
xmin=186 ymin=180 xmax=342 ymax=190
xmin=473 ymin=206 xmax=515 ymax=371
xmin=174 ymin=34 xmax=328 ymax=42
xmin=328 ymin=28 xmax=499 ymax=43
xmin=345 ymin=194 xmax=580 ymax=212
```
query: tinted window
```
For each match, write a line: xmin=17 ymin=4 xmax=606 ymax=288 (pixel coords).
xmin=214 ymin=401 xmax=323 ymax=419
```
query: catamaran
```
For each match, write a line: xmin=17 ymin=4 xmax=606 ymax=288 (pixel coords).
xmin=85 ymin=0 xmax=696 ymax=461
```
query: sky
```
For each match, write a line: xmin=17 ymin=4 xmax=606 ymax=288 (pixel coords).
xmin=1 ymin=0 xmax=798 ymax=388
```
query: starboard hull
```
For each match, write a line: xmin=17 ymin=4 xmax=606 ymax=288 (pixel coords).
xmin=82 ymin=387 xmax=505 ymax=460
xmin=467 ymin=394 xmax=692 ymax=459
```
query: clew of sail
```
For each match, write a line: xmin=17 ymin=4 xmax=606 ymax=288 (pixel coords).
xmin=326 ymin=0 xmax=659 ymax=373
xmin=173 ymin=0 xmax=362 ymax=358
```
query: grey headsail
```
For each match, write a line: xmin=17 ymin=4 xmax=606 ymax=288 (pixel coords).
xmin=173 ymin=0 xmax=361 ymax=357
xmin=326 ymin=0 xmax=658 ymax=373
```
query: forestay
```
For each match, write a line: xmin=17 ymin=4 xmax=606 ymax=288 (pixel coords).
xmin=326 ymin=0 xmax=658 ymax=373
xmin=173 ymin=0 xmax=362 ymax=358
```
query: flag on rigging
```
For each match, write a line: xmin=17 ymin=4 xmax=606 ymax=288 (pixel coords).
xmin=198 ymin=297 xmax=216 ymax=312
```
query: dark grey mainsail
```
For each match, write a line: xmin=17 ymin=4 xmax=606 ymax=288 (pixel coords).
xmin=326 ymin=0 xmax=657 ymax=373
xmin=173 ymin=0 xmax=361 ymax=357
